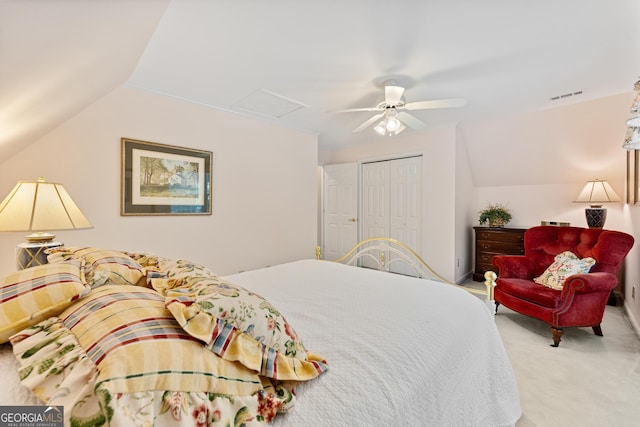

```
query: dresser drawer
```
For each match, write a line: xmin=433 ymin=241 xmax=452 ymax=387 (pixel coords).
xmin=476 ymin=262 xmax=498 ymax=274
xmin=478 ymin=252 xmax=502 ymax=265
xmin=477 ymin=240 xmax=524 ymax=254
xmin=476 ymin=230 xmax=524 ymax=243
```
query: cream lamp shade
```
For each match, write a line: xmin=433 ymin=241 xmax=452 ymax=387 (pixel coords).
xmin=574 ymin=179 xmax=620 ymax=228
xmin=0 ymin=177 xmax=92 ymax=242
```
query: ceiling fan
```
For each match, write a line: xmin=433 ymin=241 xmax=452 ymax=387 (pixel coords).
xmin=336 ymin=80 xmax=467 ymax=136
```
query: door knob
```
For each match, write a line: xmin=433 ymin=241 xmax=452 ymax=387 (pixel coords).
xmin=348 ymin=218 xmax=358 ymax=222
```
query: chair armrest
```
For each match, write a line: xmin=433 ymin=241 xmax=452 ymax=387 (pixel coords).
xmin=492 ymin=255 xmax=536 ymax=279
xmin=562 ymin=272 xmax=618 ymax=295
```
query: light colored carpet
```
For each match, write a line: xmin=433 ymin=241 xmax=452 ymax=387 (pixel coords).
xmin=466 ymin=280 xmax=640 ymax=427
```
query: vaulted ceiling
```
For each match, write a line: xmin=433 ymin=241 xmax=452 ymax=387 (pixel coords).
xmin=2 ymin=0 xmax=639 ymax=160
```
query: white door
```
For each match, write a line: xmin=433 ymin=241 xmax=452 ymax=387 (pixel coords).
xmin=389 ymin=156 xmax=422 ymax=275
xmin=362 ymin=161 xmax=390 ymax=240
xmin=361 ymin=156 xmax=422 ymax=275
xmin=323 ymin=163 xmax=358 ymax=260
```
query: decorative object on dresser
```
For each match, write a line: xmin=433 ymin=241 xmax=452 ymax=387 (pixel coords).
xmin=540 ymin=220 xmax=570 ymax=227
xmin=478 ymin=202 xmax=512 ymax=228
xmin=491 ymin=226 xmax=634 ymax=347
xmin=473 ymin=226 xmax=526 ymax=282
xmin=0 ymin=177 xmax=92 ymax=269
xmin=573 ymin=179 xmax=621 ymax=228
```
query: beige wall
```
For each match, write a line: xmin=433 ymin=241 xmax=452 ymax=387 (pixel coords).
xmin=0 ymin=86 xmax=318 ymax=276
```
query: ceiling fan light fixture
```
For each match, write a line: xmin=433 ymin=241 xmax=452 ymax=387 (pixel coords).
xmin=393 ymin=122 xmax=406 ymax=135
xmin=340 ymin=82 xmax=464 ymax=135
xmin=374 ymin=120 xmax=387 ymax=135
xmin=386 ymin=117 xmax=401 ymax=132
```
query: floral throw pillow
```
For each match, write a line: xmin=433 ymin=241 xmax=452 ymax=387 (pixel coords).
xmin=123 ymin=251 xmax=216 ymax=280
xmin=154 ymin=275 xmax=328 ymax=381
xmin=48 ymin=247 xmax=147 ymax=288
xmin=534 ymin=251 xmax=596 ymax=290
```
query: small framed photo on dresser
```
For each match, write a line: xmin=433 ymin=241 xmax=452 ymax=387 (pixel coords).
xmin=121 ymin=138 xmax=212 ymax=216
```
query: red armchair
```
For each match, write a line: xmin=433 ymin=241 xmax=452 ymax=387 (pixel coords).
xmin=492 ymin=226 xmax=634 ymax=347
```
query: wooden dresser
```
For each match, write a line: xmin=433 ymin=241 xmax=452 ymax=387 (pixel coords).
xmin=473 ymin=227 xmax=527 ymax=281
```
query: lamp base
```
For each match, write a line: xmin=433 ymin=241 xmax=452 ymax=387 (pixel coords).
xmin=25 ymin=232 xmax=56 ymax=242
xmin=16 ymin=241 xmax=63 ymax=270
xmin=585 ymin=207 xmax=607 ymax=229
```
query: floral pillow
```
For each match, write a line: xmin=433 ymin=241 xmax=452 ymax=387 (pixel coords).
xmin=124 ymin=251 xmax=216 ymax=280
xmin=534 ymin=251 xmax=596 ymax=290
xmin=48 ymin=247 xmax=147 ymax=287
xmin=154 ymin=275 xmax=328 ymax=381
xmin=0 ymin=260 xmax=89 ymax=343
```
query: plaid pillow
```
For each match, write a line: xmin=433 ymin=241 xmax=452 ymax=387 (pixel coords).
xmin=0 ymin=260 xmax=89 ymax=343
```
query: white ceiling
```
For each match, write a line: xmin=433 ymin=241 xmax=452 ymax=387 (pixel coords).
xmin=2 ymin=0 xmax=640 ymax=156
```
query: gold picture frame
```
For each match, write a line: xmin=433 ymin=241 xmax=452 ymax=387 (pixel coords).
xmin=121 ymin=138 xmax=212 ymax=215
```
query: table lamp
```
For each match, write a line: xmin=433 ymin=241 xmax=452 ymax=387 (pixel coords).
xmin=0 ymin=177 xmax=92 ymax=269
xmin=574 ymin=179 xmax=621 ymax=228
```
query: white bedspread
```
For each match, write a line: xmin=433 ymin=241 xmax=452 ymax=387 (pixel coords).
xmin=1 ymin=259 xmax=520 ymax=426
xmin=225 ymin=259 xmax=521 ymax=427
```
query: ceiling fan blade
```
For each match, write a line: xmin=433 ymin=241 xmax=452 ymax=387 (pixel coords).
xmin=385 ymin=85 xmax=405 ymax=104
xmin=353 ymin=113 xmax=384 ymax=133
xmin=404 ymin=98 xmax=467 ymax=110
xmin=333 ymin=107 xmax=381 ymax=113
xmin=398 ymin=112 xmax=426 ymax=130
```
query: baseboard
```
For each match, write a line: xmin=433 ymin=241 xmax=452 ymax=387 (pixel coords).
xmin=623 ymin=303 xmax=640 ymax=340
xmin=455 ymin=270 xmax=473 ymax=285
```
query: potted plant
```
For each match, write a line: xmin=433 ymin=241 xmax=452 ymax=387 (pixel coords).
xmin=478 ymin=203 xmax=512 ymax=228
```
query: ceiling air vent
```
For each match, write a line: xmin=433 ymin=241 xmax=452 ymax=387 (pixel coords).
xmin=549 ymin=90 xmax=584 ymax=101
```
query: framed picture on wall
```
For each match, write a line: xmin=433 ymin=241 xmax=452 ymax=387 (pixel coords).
xmin=121 ymin=138 xmax=212 ymax=215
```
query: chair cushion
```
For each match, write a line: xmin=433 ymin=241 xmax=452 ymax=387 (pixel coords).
xmin=496 ymin=278 xmax=562 ymax=308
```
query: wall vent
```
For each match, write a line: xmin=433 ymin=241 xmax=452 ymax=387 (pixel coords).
xmin=549 ymin=90 xmax=584 ymax=101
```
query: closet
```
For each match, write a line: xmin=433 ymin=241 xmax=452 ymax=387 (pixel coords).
xmin=362 ymin=156 xmax=423 ymax=262
xmin=322 ymin=156 xmax=423 ymax=273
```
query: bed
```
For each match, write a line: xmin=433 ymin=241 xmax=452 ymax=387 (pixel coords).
xmin=0 ymin=238 xmax=520 ymax=426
